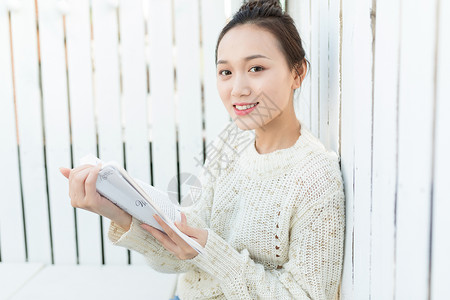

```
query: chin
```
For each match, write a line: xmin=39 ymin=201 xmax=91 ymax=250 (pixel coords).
xmin=232 ymin=117 xmax=267 ymax=131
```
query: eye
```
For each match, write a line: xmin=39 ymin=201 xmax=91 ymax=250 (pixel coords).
xmin=218 ymin=70 xmax=231 ymax=76
xmin=249 ymin=66 xmax=264 ymax=72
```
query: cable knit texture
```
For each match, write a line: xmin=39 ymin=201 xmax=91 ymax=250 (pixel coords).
xmin=108 ymin=119 xmax=345 ymax=300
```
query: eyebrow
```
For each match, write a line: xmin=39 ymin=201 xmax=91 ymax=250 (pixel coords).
xmin=216 ymin=54 xmax=271 ymax=66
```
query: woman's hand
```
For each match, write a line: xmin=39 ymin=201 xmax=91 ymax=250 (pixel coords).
xmin=140 ymin=212 xmax=207 ymax=260
xmin=59 ymin=164 xmax=132 ymax=230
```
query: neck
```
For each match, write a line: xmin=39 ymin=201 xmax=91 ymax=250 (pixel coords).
xmin=254 ymin=105 xmax=301 ymax=154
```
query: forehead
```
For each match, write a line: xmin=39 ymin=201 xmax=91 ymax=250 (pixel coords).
xmin=217 ymin=24 xmax=283 ymax=63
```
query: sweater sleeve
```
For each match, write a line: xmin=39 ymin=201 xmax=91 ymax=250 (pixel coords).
xmin=186 ymin=183 xmax=345 ymax=300
xmin=108 ymin=215 xmax=197 ymax=273
xmin=107 ymin=134 xmax=219 ymax=273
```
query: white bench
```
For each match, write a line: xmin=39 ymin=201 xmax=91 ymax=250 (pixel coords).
xmin=0 ymin=262 xmax=178 ymax=300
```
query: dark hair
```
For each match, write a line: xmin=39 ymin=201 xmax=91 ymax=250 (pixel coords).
xmin=215 ymin=0 xmax=308 ymax=93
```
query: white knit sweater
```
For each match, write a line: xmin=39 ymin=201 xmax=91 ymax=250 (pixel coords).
xmin=108 ymin=119 xmax=345 ymax=300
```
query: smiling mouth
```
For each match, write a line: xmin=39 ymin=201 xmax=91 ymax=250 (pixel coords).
xmin=233 ymin=102 xmax=259 ymax=111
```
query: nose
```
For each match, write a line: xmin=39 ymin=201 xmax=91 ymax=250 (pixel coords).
xmin=231 ymin=74 xmax=251 ymax=98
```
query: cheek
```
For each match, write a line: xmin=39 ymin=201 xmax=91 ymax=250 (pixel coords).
xmin=217 ymin=81 xmax=234 ymax=113
xmin=217 ymin=82 xmax=229 ymax=103
xmin=263 ymin=75 xmax=291 ymax=109
xmin=271 ymin=74 xmax=291 ymax=100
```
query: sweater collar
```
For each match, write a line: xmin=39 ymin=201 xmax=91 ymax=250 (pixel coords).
xmin=237 ymin=119 xmax=322 ymax=178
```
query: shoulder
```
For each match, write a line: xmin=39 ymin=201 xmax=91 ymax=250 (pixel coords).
xmin=289 ymin=147 xmax=345 ymax=229
xmin=291 ymin=129 xmax=344 ymax=211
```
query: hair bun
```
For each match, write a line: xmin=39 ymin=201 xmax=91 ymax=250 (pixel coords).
xmin=239 ymin=0 xmax=283 ymax=16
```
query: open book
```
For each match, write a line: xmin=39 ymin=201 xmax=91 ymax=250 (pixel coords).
xmin=80 ymin=154 xmax=204 ymax=254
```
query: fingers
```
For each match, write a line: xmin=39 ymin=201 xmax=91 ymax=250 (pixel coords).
xmin=153 ymin=215 xmax=197 ymax=258
xmin=141 ymin=214 xmax=201 ymax=259
xmin=59 ymin=167 xmax=71 ymax=179
xmin=85 ymin=164 xmax=101 ymax=198
xmin=68 ymin=164 xmax=92 ymax=179
xmin=141 ymin=223 xmax=178 ymax=254
xmin=175 ymin=212 xmax=196 ymax=237
xmin=154 ymin=214 xmax=188 ymax=247
xmin=68 ymin=165 xmax=95 ymax=203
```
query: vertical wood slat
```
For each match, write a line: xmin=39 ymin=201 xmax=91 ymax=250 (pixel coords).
xmin=201 ymin=0 xmax=229 ymax=145
xmin=146 ymin=0 xmax=177 ymax=195
xmin=431 ymin=0 xmax=450 ymax=298
xmin=65 ymin=0 xmax=102 ymax=265
xmin=173 ymin=0 xmax=204 ymax=197
xmin=370 ymin=0 xmax=400 ymax=298
xmin=9 ymin=0 xmax=51 ymax=263
xmin=287 ymin=0 xmax=312 ymax=128
xmin=91 ymin=0 xmax=127 ymax=265
xmin=318 ymin=0 xmax=329 ymax=144
xmin=352 ymin=0 xmax=374 ymax=298
xmin=0 ymin=1 xmax=26 ymax=262
xmin=37 ymin=0 xmax=76 ymax=264
xmin=327 ymin=0 xmax=340 ymax=154
xmin=395 ymin=0 xmax=437 ymax=298
xmin=118 ymin=0 xmax=150 ymax=265
xmin=340 ymin=0 xmax=355 ymax=297
xmin=309 ymin=0 xmax=319 ymax=135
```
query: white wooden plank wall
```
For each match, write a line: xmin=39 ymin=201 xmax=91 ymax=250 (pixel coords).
xmin=309 ymin=0 xmax=320 ymax=134
xmin=0 ymin=1 xmax=449 ymax=299
xmin=287 ymin=0 xmax=312 ymax=129
xmin=0 ymin=0 xmax=26 ymax=262
xmin=174 ymin=0 xmax=204 ymax=198
xmin=339 ymin=0 xmax=356 ymax=297
xmin=118 ymin=0 xmax=149 ymax=265
xmin=352 ymin=0 xmax=373 ymax=298
xmin=371 ymin=0 xmax=400 ymax=299
xmin=396 ymin=0 xmax=437 ymax=298
xmin=38 ymin=0 xmax=77 ymax=266
xmin=64 ymin=0 xmax=102 ymax=266
xmin=201 ymin=0 xmax=229 ymax=144
xmin=90 ymin=0 xmax=127 ymax=265
xmin=430 ymin=2 xmax=450 ymax=300
xmin=287 ymin=0 xmax=447 ymax=299
xmin=8 ymin=0 xmax=52 ymax=264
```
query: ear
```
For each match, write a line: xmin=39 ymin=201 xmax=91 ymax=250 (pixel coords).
xmin=291 ymin=60 xmax=307 ymax=90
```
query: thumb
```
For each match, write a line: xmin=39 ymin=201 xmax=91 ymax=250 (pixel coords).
xmin=175 ymin=212 xmax=195 ymax=235
xmin=59 ymin=167 xmax=71 ymax=179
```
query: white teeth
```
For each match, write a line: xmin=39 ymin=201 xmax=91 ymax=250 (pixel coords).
xmin=235 ymin=103 xmax=258 ymax=111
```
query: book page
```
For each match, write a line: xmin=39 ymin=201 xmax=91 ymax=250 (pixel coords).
xmin=134 ymin=178 xmax=181 ymax=224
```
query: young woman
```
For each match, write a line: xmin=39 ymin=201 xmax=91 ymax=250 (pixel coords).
xmin=60 ymin=1 xmax=345 ymax=299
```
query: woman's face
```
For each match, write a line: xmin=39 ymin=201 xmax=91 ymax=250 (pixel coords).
xmin=216 ymin=24 xmax=300 ymax=131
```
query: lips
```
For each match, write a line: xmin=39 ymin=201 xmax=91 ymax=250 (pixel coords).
xmin=233 ymin=102 xmax=258 ymax=106
xmin=233 ymin=102 xmax=259 ymax=116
